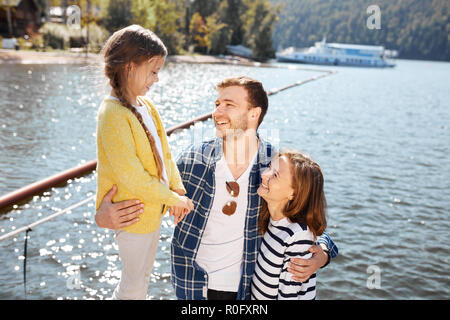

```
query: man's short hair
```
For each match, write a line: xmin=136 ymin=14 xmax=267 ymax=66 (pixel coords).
xmin=214 ymin=76 xmax=268 ymax=128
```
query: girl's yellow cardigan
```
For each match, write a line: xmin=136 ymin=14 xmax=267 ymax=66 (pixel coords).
xmin=96 ymin=96 xmax=186 ymax=234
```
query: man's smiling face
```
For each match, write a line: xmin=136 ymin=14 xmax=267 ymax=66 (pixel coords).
xmin=213 ymin=85 xmax=252 ymax=139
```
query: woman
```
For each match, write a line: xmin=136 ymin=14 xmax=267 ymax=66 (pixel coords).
xmin=251 ymin=150 xmax=327 ymax=300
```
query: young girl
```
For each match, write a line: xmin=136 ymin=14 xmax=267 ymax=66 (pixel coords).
xmin=251 ymin=150 xmax=327 ymax=300
xmin=96 ymin=25 xmax=193 ymax=300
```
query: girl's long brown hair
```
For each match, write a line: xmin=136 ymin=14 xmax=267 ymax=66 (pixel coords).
xmin=101 ymin=24 xmax=167 ymax=182
xmin=258 ymin=150 xmax=327 ymax=238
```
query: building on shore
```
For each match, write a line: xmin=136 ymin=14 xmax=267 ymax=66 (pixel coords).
xmin=0 ymin=0 xmax=42 ymax=38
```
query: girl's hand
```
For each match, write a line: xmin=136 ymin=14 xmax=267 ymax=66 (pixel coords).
xmin=174 ymin=196 xmax=194 ymax=213
xmin=169 ymin=196 xmax=193 ymax=225
xmin=169 ymin=205 xmax=191 ymax=225
xmin=171 ymin=207 xmax=189 ymax=225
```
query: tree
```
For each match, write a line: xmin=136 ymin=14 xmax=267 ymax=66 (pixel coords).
xmin=219 ymin=0 xmax=245 ymax=45
xmin=103 ymin=0 xmax=133 ymax=32
xmin=206 ymin=13 xmax=231 ymax=54
xmin=252 ymin=12 xmax=277 ymax=60
xmin=106 ymin=0 xmax=185 ymax=54
xmin=242 ymin=0 xmax=278 ymax=60
xmin=189 ymin=11 xmax=208 ymax=53
xmin=190 ymin=0 xmax=221 ymax=21
xmin=151 ymin=0 xmax=185 ymax=54
xmin=131 ymin=0 xmax=153 ymax=28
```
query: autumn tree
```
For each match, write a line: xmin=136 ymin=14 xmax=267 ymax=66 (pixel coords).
xmin=189 ymin=12 xmax=208 ymax=53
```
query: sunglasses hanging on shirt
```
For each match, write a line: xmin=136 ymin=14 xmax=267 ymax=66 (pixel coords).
xmin=222 ymin=181 xmax=240 ymax=215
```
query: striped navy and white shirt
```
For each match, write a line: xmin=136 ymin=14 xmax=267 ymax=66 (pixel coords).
xmin=251 ymin=217 xmax=316 ymax=300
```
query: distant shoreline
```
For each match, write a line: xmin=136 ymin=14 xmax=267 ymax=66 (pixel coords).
xmin=0 ymin=49 xmax=100 ymax=65
xmin=0 ymin=49 xmax=268 ymax=67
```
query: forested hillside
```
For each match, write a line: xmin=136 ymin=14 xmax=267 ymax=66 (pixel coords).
xmin=271 ymin=0 xmax=449 ymax=61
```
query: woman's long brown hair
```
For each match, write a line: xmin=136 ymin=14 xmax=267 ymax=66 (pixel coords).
xmin=258 ymin=150 xmax=327 ymax=238
xmin=101 ymin=24 xmax=167 ymax=182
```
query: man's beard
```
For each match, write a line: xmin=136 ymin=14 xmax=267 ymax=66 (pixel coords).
xmin=219 ymin=118 xmax=248 ymax=141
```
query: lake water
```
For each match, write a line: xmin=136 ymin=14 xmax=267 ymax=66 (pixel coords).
xmin=0 ymin=59 xmax=449 ymax=300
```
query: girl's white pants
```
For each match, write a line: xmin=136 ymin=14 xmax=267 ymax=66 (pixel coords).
xmin=111 ymin=223 xmax=161 ymax=300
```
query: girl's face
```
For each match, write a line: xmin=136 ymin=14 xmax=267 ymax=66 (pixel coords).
xmin=258 ymin=155 xmax=294 ymax=206
xmin=127 ymin=55 xmax=165 ymax=100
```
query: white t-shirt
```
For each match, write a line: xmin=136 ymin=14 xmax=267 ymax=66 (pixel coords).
xmin=106 ymin=96 xmax=168 ymax=184
xmin=195 ymin=151 xmax=257 ymax=292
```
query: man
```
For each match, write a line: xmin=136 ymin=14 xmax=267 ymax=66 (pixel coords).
xmin=95 ymin=76 xmax=338 ymax=300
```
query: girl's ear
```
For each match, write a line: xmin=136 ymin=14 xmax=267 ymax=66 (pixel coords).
xmin=123 ymin=62 xmax=131 ymax=80
xmin=126 ymin=61 xmax=137 ymax=74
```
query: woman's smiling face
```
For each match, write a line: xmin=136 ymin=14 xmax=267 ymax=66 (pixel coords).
xmin=257 ymin=155 xmax=294 ymax=205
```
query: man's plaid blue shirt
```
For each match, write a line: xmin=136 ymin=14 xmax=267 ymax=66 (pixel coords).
xmin=171 ymin=136 xmax=338 ymax=300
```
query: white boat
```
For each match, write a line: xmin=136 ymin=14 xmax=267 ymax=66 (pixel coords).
xmin=276 ymin=38 xmax=395 ymax=68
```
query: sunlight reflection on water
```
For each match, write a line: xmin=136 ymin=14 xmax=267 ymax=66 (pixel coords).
xmin=1 ymin=60 xmax=449 ymax=299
